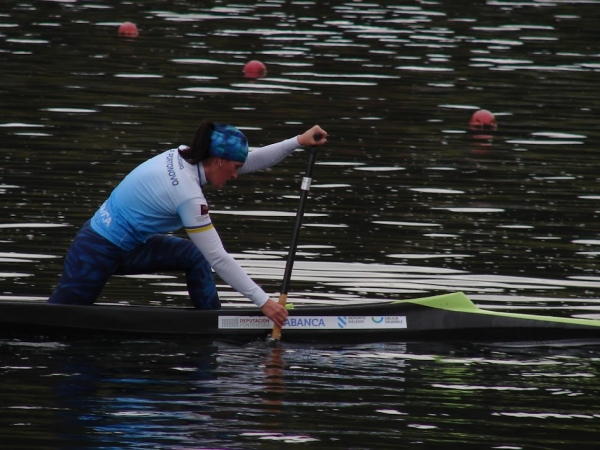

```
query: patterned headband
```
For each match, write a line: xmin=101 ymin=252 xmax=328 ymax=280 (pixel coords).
xmin=210 ymin=124 xmax=249 ymax=163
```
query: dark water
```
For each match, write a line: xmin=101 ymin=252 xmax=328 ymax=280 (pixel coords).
xmin=3 ymin=337 xmax=600 ymax=449
xmin=2 ymin=0 xmax=600 ymax=448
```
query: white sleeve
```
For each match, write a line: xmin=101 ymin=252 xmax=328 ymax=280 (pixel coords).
xmin=188 ymin=226 xmax=269 ymax=307
xmin=179 ymin=199 xmax=269 ymax=307
xmin=238 ymin=136 xmax=300 ymax=175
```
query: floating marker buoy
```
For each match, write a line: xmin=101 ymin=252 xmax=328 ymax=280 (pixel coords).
xmin=469 ymin=109 xmax=497 ymax=130
xmin=469 ymin=109 xmax=497 ymax=153
xmin=118 ymin=22 xmax=139 ymax=38
xmin=243 ymin=60 xmax=267 ymax=79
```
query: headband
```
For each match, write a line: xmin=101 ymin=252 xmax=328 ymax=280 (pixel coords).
xmin=210 ymin=124 xmax=248 ymax=163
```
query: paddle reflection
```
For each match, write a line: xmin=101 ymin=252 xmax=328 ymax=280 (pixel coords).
xmin=261 ymin=347 xmax=285 ymax=411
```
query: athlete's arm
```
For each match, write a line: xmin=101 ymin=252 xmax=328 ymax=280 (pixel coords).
xmin=184 ymin=216 xmax=269 ymax=307
xmin=239 ymin=125 xmax=327 ymax=175
xmin=238 ymin=137 xmax=299 ymax=175
xmin=184 ymin=217 xmax=289 ymax=326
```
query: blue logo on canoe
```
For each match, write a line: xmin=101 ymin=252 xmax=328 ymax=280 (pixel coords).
xmin=338 ymin=316 xmax=347 ymax=329
xmin=372 ymin=317 xmax=384 ymax=324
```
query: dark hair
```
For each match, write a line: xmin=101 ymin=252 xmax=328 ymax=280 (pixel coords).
xmin=178 ymin=120 xmax=214 ymax=164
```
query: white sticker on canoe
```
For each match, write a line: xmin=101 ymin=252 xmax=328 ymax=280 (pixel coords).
xmin=219 ymin=315 xmax=407 ymax=330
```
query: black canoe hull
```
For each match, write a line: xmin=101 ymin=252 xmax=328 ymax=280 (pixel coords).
xmin=2 ymin=293 xmax=600 ymax=341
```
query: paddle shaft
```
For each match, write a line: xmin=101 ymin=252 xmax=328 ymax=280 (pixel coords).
xmin=271 ymin=140 xmax=320 ymax=340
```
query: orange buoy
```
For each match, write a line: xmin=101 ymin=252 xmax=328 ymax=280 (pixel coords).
xmin=469 ymin=109 xmax=497 ymax=130
xmin=243 ymin=60 xmax=267 ymax=79
xmin=118 ymin=22 xmax=139 ymax=38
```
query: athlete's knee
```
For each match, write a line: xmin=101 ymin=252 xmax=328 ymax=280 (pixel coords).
xmin=178 ymin=243 xmax=212 ymax=273
xmin=152 ymin=236 xmax=210 ymax=270
xmin=48 ymin=286 xmax=97 ymax=305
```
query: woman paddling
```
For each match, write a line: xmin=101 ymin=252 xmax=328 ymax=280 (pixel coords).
xmin=48 ymin=121 xmax=328 ymax=328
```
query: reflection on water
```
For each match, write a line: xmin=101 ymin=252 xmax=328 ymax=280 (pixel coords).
xmin=2 ymin=337 xmax=600 ymax=449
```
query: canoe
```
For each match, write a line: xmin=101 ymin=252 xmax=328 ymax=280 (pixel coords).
xmin=1 ymin=292 xmax=600 ymax=341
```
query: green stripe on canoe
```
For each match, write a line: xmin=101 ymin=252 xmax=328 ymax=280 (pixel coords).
xmin=395 ymin=292 xmax=600 ymax=328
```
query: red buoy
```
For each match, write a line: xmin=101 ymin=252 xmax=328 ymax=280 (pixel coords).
xmin=469 ymin=109 xmax=497 ymax=130
xmin=118 ymin=22 xmax=139 ymax=38
xmin=243 ymin=60 xmax=267 ymax=79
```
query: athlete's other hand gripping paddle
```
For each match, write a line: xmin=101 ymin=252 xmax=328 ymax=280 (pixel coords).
xmin=270 ymin=129 xmax=326 ymax=342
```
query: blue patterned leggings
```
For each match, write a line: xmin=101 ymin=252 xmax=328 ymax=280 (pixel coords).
xmin=48 ymin=221 xmax=220 ymax=309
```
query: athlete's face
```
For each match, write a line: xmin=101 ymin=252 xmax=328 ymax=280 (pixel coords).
xmin=213 ymin=159 xmax=244 ymax=188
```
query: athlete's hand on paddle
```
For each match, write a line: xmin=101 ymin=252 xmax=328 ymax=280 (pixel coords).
xmin=261 ymin=298 xmax=289 ymax=328
xmin=297 ymin=125 xmax=327 ymax=147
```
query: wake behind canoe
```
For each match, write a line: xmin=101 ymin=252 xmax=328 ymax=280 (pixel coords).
xmin=1 ymin=292 xmax=600 ymax=341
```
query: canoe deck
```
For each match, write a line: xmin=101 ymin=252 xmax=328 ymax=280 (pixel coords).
xmin=2 ymin=293 xmax=600 ymax=342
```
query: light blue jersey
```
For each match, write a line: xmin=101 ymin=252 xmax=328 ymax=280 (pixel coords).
xmin=91 ymin=148 xmax=192 ymax=250
xmin=89 ymin=137 xmax=300 ymax=306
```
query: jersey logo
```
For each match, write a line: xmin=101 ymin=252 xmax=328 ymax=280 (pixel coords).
xmin=200 ymin=204 xmax=209 ymax=215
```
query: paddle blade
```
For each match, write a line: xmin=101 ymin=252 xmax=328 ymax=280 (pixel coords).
xmin=271 ymin=326 xmax=282 ymax=341
xmin=271 ymin=293 xmax=288 ymax=340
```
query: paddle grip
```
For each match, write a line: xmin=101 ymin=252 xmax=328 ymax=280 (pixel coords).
xmin=278 ymin=293 xmax=288 ymax=306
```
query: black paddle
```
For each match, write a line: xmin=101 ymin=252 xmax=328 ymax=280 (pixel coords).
xmin=270 ymin=134 xmax=322 ymax=341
